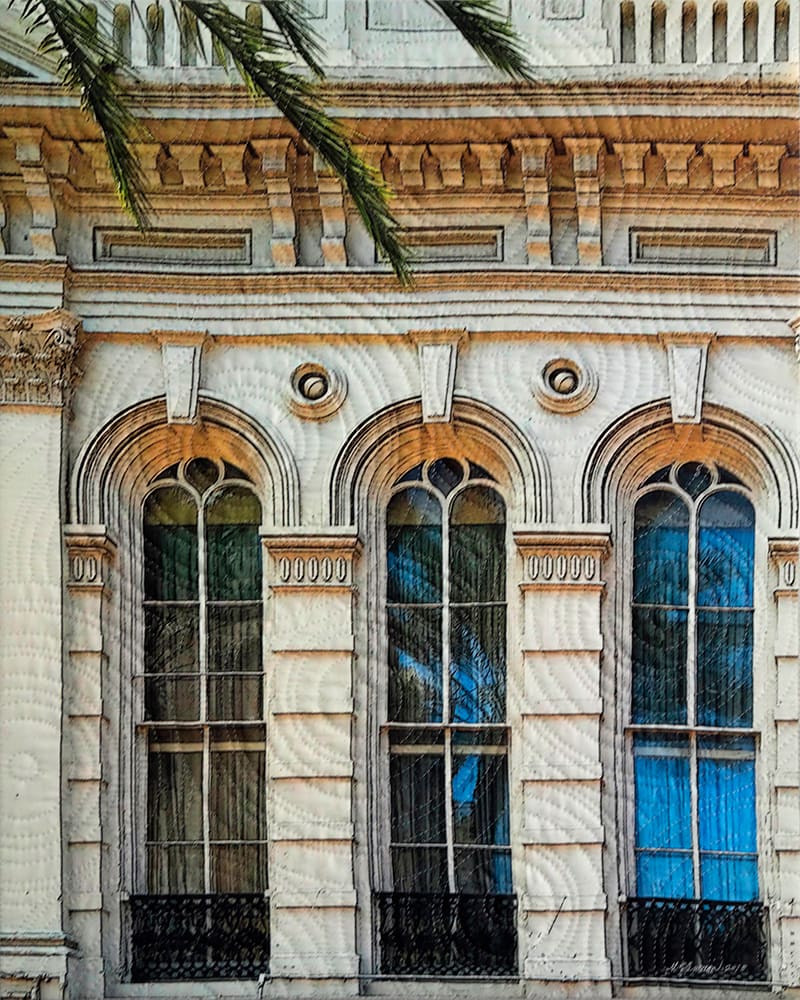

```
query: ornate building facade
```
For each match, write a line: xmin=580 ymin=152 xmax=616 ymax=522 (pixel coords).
xmin=0 ymin=2 xmax=798 ymax=998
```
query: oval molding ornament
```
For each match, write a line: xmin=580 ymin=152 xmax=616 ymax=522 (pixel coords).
xmin=288 ymin=362 xmax=347 ymax=419
xmin=533 ymin=357 xmax=598 ymax=414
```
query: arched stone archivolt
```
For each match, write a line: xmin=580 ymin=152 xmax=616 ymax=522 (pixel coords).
xmin=70 ymin=393 xmax=300 ymax=530
xmin=581 ymin=399 xmax=800 ymax=532
xmin=329 ymin=395 xmax=551 ymax=528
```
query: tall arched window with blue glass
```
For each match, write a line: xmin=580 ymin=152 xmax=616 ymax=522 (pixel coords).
xmin=376 ymin=458 xmax=517 ymax=976
xmin=129 ymin=458 xmax=269 ymax=981
xmin=625 ymin=461 xmax=766 ymax=982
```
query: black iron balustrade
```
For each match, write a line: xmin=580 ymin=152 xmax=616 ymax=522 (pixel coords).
xmin=376 ymin=892 xmax=517 ymax=976
xmin=625 ymin=897 xmax=767 ymax=982
xmin=129 ymin=893 xmax=269 ymax=981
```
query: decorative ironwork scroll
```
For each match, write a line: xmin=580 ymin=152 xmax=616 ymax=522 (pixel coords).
xmin=129 ymin=893 xmax=269 ymax=981
xmin=376 ymin=892 xmax=517 ymax=976
xmin=625 ymin=898 xmax=767 ymax=982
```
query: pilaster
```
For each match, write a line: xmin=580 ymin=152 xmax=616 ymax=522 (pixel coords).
xmin=262 ymin=530 xmax=361 ymax=987
xmin=769 ymin=538 xmax=800 ymax=986
xmin=513 ymin=526 xmax=612 ymax=984
xmin=62 ymin=528 xmax=117 ymax=1000
xmin=0 ymin=310 xmax=82 ymax=996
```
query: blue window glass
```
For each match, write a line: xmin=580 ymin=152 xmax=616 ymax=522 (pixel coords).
xmin=631 ymin=467 xmax=759 ymax=914
xmin=385 ymin=463 xmax=512 ymax=919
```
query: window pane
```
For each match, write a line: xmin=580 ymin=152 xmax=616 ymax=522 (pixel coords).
xmin=387 ymin=489 xmax=442 ymax=604
xmin=209 ymin=750 xmax=266 ymax=841
xmin=700 ymin=855 xmax=758 ymax=902
xmin=208 ymin=675 xmax=263 ymax=722
xmin=697 ymin=610 xmax=753 ymax=727
xmin=388 ymin=607 xmax=442 ymax=722
xmin=449 ymin=486 xmax=505 ymax=603
xmin=390 ymin=846 xmax=448 ymax=892
xmin=211 ymin=844 xmax=268 ymax=893
xmin=148 ymin=750 xmax=203 ymax=842
xmin=390 ymin=753 xmax=445 ymax=844
xmin=147 ymin=844 xmax=204 ymax=894
xmin=144 ymin=487 xmax=198 ymax=601
xmin=145 ymin=676 xmax=200 ymax=721
xmin=208 ymin=604 xmax=262 ymax=672
xmin=632 ymin=607 xmax=688 ymax=724
xmin=634 ymin=735 xmax=691 ymax=850
xmin=452 ymin=752 xmax=509 ymax=845
xmin=699 ymin=744 xmax=756 ymax=855
xmin=145 ymin=606 xmax=199 ymax=674
xmin=454 ymin=848 xmax=513 ymax=894
xmin=450 ymin=606 xmax=506 ymax=724
xmin=633 ymin=491 xmax=689 ymax=605
xmin=697 ymin=492 xmax=754 ymax=608
xmin=636 ymin=850 xmax=693 ymax=898
xmin=206 ymin=487 xmax=262 ymax=601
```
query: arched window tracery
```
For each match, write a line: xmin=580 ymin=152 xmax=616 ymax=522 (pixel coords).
xmin=131 ymin=456 xmax=269 ymax=981
xmin=625 ymin=460 xmax=765 ymax=982
xmin=377 ymin=457 xmax=516 ymax=977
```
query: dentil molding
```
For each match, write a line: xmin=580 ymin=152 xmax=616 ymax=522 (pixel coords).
xmin=0 ymin=309 xmax=82 ymax=406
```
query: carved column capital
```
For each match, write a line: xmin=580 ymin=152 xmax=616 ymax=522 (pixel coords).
xmin=262 ymin=529 xmax=362 ymax=589
xmin=514 ymin=526 xmax=612 ymax=590
xmin=769 ymin=537 xmax=799 ymax=595
xmin=64 ymin=526 xmax=117 ymax=593
xmin=0 ymin=309 xmax=83 ymax=406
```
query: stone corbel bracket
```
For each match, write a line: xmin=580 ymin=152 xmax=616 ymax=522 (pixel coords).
xmin=659 ymin=331 xmax=716 ymax=424
xmin=514 ymin=527 xmax=612 ymax=590
xmin=0 ymin=308 xmax=82 ymax=406
xmin=408 ymin=328 xmax=469 ymax=424
xmin=5 ymin=126 xmax=60 ymax=256
xmin=64 ymin=525 xmax=117 ymax=594
xmin=151 ymin=330 xmax=207 ymax=423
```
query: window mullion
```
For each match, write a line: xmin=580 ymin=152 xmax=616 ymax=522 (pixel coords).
xmin=690 ymin=733 xmax=701 ymax=898
xmin=687 ymin=502 xmax=697 ymax=728
xmin=442 ymin=496 xmax=456 ymax=893
xmin=198 ymin=501 xmax=212 ymax=895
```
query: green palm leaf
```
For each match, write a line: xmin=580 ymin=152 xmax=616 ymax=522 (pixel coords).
xmin=182 ymin=0 xmax=412 ymax=283
xmin=14 ymin=0 xmax=152 ymax=226
xmin=426 ymin=0 xmax=534 ymax=80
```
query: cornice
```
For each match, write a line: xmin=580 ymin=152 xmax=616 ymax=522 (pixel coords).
xmin=0 ymin=307 xmax=82 ymax=406
xmin=1 ymin=75 xmax=797 ymax=109
xmin=63 ymin=266 xmax=800 ymax=300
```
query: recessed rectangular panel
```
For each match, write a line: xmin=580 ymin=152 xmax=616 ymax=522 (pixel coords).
xmin=94 ymin=228 xmax=252 ymax=265
xmin=382 ymin=227 xmax=503 ymax=265
xmin=630 ymin=227 xmax=777 ymax=266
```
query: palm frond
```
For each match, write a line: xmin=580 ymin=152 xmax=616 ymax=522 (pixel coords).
xmin=262 ymin=0 xmax=325 ymax=77
xmin=426 ymin=0 xmax=535 ymax=81
xmin=14 ymin=0 xmax=151 ymax=226
xmin=182 ymin=0 xmax=411 ymax=284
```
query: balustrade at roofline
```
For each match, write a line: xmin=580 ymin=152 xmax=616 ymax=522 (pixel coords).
xmin=47 ymin=0 xmax=797 ymax=73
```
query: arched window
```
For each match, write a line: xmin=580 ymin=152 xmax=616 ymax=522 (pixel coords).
xmin=376 ymin=458 xmax=516 ymax=977
xmin=625 ymin=461 xmax=766 ymax=982
xmin=130 ymin=458 xmax=269 ymax=981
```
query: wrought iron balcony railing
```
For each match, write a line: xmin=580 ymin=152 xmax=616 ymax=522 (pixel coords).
xmin=376 ymin=892 xmax=517 ymax=977
xmin=625 ymin=897 xmax=767 ymax=982
xmin=129 ymin=893 xmax=269 ymax=981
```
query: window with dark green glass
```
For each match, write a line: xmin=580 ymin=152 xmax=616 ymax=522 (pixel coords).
xmin=131 ymin=458 xmax=269 ymax=982
xmin=377 ymin=458 xmax=516 ymax=978
xmin=625 ymin=462 xmax=765 ymax=983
